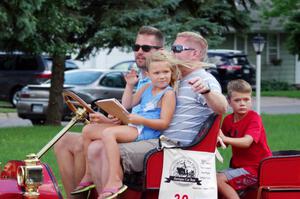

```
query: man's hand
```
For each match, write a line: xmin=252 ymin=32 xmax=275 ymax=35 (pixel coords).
xmin=188 ymin=77 xmax=210 ymax=94
xmin=124 ymin=69 xmax=139 ymax=87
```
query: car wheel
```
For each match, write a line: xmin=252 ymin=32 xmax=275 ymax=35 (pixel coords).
xmin=10 ymin=87 xmax=22 ymax=107
xmin=30 ymin=119 xmax=45 ymax=125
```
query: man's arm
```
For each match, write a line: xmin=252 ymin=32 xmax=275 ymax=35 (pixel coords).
xmin=189 ymin=77 xmax=227 ymax=114
xmin=202 ymin=91 xmax=227 ymax=114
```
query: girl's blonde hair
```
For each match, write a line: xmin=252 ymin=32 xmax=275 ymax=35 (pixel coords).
xmin=145 ymin=50 xmax=182 ymax=90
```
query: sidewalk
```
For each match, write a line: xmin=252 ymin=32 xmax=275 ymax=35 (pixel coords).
xmin=0 ymin=112 xmax=32 ymax=127
xmin=0 ymin=112 xmax=18 ymax=118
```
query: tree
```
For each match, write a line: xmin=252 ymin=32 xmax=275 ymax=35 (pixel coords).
xmin=0 ymin=0 xmax=256 ymax=125
xmin=0 ymin=0 xmax=88 ymax=125
xmin=262 ymin=0 xmax=300 ymax=56
xmin=75 ymin=0 xmax=257 ymax=58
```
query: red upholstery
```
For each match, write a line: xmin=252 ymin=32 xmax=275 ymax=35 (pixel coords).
xmin=144 ymin=114 xmax=221 ymax=189
xmin=256 ymin=151 xmax=300 ymax=199
xmin=241 ymin=150 xmax=300 ymax=199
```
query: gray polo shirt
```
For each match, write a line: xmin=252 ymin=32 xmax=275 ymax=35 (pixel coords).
xmin=162 ymin=68 xmax=221 ymax=146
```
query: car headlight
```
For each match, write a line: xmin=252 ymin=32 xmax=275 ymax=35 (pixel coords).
xmin=17 ymin=154 xmax=43 ymax=198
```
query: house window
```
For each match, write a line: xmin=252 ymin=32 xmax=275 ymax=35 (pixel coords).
xmin=267 ymin=34 xmax=281 ymax=65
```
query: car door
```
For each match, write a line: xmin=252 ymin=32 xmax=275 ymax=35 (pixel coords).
xmin=94 ymin=72 xmax=126 ymax=101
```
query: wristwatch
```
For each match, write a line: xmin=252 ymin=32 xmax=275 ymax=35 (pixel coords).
xmin=200 ymin=83 xmax=211 ymax=95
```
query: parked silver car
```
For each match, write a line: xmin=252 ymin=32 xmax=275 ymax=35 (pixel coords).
xmin=16 ymin=69 xmax=126 ymax=125
xmin=110 ymin=60 xmax=139 ymax=71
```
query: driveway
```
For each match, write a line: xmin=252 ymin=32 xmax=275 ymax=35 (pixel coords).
xmin=1 ymin=97 xmax=300 ymax=127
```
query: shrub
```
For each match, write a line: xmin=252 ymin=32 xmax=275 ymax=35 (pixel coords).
xmin=261 ymin=80 xmax=295 ymax=91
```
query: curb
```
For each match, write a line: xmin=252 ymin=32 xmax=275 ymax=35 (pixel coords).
xmin=0 ymin=112 xmax=18 ymax=119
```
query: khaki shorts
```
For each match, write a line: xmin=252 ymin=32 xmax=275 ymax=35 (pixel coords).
xmin=119 ymin=139 xmax=158 ymax=173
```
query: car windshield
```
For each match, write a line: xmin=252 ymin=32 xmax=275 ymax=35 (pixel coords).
xmin=64 ymin=71 xmax=103 ymax=85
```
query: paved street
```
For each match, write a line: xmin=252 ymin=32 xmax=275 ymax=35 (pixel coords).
xmin=1 ymin=97 xmax=300 ymax=127
xmin=251 ymin=97 xmax=300 ymax=114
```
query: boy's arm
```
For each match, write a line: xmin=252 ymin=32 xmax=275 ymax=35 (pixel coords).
xmin=219 ymin=130 xmax=254 ymax=148
xmin=127 ymin=90 xmax=176 ymax=130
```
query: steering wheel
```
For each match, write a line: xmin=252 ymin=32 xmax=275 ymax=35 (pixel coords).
xmin=63 ymin=90 xmax=95 ymax=114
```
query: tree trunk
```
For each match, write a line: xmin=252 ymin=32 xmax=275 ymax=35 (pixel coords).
xmin=46 ymin=54 xmax=65 ymax=125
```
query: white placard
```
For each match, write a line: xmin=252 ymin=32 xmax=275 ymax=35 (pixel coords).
xmin=159 ymin=149 xmax=217 ymax=199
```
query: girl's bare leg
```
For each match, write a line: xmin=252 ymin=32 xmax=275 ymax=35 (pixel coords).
xmin=98 ymin=126 xmax=138 ymax=198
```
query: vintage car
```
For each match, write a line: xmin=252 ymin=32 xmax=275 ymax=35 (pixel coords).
xmin=1 ymin=91 xmax=300 ymax=199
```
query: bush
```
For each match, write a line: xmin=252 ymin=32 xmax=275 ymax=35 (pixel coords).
xmin=261 ymin=80 xmax=295 ymax=91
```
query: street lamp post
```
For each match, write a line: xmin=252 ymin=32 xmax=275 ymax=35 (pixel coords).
xmin=252 ymin=35 xmax=265 ymax=115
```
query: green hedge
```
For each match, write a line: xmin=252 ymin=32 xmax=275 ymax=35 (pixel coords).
xmin=261 ymin=80 xmax=295 ymax=91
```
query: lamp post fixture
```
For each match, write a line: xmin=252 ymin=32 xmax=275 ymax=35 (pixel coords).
xmin=252 ymin=35 xmax=265 ymax=114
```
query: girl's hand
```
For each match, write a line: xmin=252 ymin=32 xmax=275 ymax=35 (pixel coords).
xmin=107 ymin=114 xmax=122 ymax=125
xmin=124 ymin=69 xmax=139 ymax=86
xmin=89 ymin=112 xmax=107 ymax=123
xmin=128 ymin=113 xmax=144 ymax=125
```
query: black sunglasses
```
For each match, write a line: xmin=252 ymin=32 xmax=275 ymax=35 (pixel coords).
xmin=132 ymin=44 xmax=161 ymax=52
xmin=171 ymin=45 xmax=195 ymax=53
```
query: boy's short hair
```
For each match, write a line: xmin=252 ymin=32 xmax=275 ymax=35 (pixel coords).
xmin=138 ymin=26 xmax=164 ymax=46
xmin=227 ymin=79 xmax=252 ymax=98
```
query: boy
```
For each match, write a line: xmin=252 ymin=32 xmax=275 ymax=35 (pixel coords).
xmin=217 ymin=79 xmax=272 ymax=199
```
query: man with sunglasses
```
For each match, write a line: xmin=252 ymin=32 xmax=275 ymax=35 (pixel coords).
xmin=53 ymin=26 xmax=164 ymax=198
xmin=131 ymin=26 xmax=164 ymax=90
xmin=85 ymin=32 xmax=227 ymax=197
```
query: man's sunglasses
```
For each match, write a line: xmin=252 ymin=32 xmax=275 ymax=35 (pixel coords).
xmin=171 ymin=45 xmax=195 ymax=53
xmin=132 ymin=44 xmax=161 ymax=52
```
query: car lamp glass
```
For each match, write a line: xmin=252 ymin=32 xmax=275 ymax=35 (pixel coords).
xmin=17 ymin=165 xmax=43 ymax=196
xmin=17 ymin=165 xmax=43 ymax=186
xmin=17 ymin=154 xmax=43 ymax=198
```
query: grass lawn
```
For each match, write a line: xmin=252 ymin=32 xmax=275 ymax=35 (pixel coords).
xmin=0 ymin=124 xmax=83 ymax=196
xmin=261 ymin=90 xmax=300 ymax=99
xmin=0 ymin=100 xmax=16 ymax=113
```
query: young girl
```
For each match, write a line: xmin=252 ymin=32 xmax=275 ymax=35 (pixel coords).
xmin=72 ymin=50 xmax=181 ymax=198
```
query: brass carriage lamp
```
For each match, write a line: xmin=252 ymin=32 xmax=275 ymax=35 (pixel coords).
xmin=17 ymin=154 xmax=43 ymax=198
